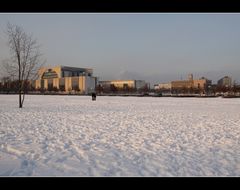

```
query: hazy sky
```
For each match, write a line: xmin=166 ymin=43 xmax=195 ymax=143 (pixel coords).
xmin=0 ymin=13 xmax=240 ymax=85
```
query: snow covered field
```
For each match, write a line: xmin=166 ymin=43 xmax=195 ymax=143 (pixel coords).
xmin=0 ymin=95 xmax=240 ymax=176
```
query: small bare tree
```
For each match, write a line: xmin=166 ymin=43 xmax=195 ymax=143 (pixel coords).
xmin=3 ymin=23 xmax=45 ymax=108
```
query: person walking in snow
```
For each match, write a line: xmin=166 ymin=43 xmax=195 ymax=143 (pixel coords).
xmin=92 ymin=92 xmax=96 ymax=101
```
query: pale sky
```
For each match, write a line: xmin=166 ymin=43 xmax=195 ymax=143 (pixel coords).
xmin=0 ymin=13 xmax=240 ymax=86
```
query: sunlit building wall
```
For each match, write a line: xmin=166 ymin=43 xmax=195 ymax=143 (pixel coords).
xmin=34 ymin=66 xmax=96 ymax=94
xmin=170 ymin=74 xmax=212 ymax=94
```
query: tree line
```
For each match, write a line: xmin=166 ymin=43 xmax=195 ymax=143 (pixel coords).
xmin=95 ymin=84 xmax=150 ymax=94
xmin=155 ymin=84 xmax=240 ymax=95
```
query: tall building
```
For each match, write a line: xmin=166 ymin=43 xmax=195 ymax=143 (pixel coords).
xmin=217 ymin=76 xmax=232 ymax=87
xmin=34 ymin=66 xmax=96 ymax=94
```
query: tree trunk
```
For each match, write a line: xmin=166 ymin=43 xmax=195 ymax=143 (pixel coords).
xmin=19 ymin=88 xmax=22 ymax=108
xmin=19 ymin=67 xmax=22 ymax=108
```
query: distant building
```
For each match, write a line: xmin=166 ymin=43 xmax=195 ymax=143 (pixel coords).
xmin=171 ymin=80 xmax=192 ymax=89
xmin=98 ymin=80 xmax=147 ymax=90
xmin=153 ymin=84 xmax=159 ymax=90
xmin=217 ymin=76 xmax=232 ymax=87
xmin=193 ymin=77 xmax=212 ymax=90
xmin=154 ymin=83 xmax=172 ymax=90
xmin=34 ymin=66 xmax=96 ymax=94
xmin=171 ymin=74 xmax=212 ymax=94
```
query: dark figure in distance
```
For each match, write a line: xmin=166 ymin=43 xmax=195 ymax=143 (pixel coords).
xmin=92 ymin=92 xmax=96 ymax=101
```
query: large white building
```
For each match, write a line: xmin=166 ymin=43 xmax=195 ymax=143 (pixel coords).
xmin=34 ymin=66 xmax=96 ymax=94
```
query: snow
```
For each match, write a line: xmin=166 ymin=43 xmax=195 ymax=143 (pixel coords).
xmin=0 ymin=94 xmax=240 ymax=176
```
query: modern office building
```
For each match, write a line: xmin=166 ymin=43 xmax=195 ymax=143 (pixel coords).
xmin=217 ymin=76 xmax=232 ymax=87
xmin=34 ymin=66 xmax=96 ymax=94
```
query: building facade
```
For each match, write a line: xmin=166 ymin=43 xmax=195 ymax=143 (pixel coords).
xmin=217 ymin=76 xmax=232 ymax=87
xmin=154 ymin=83 xmax=172 ymax=90
xmin=171 ymin=74 xmax=212 ymax=94
xmin=193 ymin=77 xmax=211 ymax=90
xmin=98 ymin=80 xmax=147 ymax=90
xmin=171 ymin=80 xmax=193 ymax=89
xmin=34 ymin=66 xmax=96 ymax=94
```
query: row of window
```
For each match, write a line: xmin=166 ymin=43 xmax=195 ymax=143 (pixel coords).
xmin=41 ymin=70 xmax=92 ymax=80
xmin=40 ymin=79 xmax=81 ymax=90
xmin=61 ymin=71 xmax=91 ymax=77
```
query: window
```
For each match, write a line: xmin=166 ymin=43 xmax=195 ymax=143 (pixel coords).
xmin=41 ymin=80 xmax=44 ymax=89
xmin=123 ymin=83 xmax=128 ymax=89
xmin=72 ymin=77 xmax=79 ymax=91
xmin=48 ymin=79 xmax=53 ymax=91
xmin=63 ymin=71 xmax=71 ymax=77
xmin=59 ymin=78 xmax=65 ymax=91
xmin=73 ymin=72 xmax=78 ymax=77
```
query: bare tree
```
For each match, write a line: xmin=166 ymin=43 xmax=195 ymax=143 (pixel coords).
xmin=3 ymin=23 xmax=45 ymax=108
